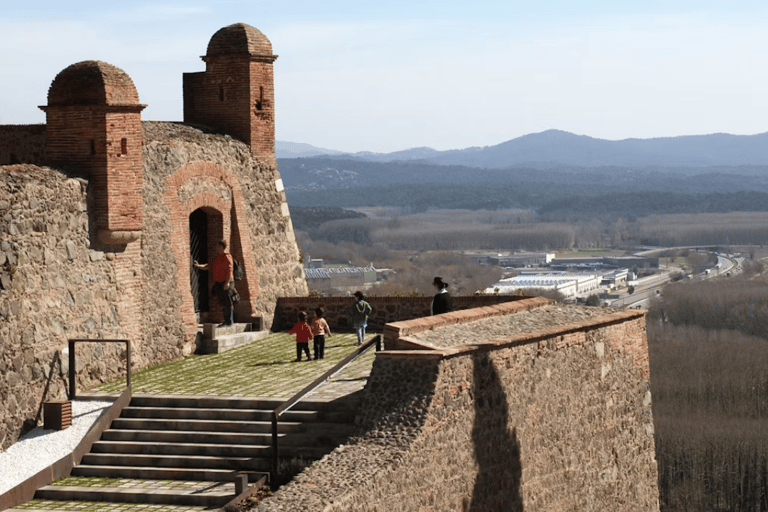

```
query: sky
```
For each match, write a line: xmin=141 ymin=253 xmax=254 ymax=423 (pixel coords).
xmin=2 ymin=1 xmax=768 ymax=153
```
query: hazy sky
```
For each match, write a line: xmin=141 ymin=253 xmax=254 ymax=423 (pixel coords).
xmin=2 ymin=1 xmax=767 ymax=153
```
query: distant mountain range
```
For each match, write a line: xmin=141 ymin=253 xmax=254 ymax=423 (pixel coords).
xmin=276 ymin=130 xmax=768 ymax=168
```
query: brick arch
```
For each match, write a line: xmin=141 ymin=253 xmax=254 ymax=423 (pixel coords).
xmin=164 ymin=160 xmax=260 ymax=343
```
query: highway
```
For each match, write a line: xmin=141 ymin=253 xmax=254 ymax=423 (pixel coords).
xmin=605 ymin=250 xmax=741 ymax=309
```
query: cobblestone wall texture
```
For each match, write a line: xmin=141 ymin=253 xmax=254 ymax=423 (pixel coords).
xmin=0 ymin=165 xmax=131 ymax=451
xmin=258 ymin=304 xmax=659 ymax=512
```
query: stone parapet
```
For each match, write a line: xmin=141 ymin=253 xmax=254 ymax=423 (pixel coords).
xmin=258 ymin=304 xmax=659 ymax=511
xmin=273 ymin=294 xmax=529 ymax=332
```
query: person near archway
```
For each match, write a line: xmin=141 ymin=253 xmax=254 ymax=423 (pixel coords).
xmin=194 ymin=240 xmax=236 ymax=326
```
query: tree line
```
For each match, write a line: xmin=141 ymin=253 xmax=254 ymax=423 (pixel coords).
xmin=291 ymin=207 xmax=768 ymax=252
xmin=647 ymin=277 xmax=768 ymax=511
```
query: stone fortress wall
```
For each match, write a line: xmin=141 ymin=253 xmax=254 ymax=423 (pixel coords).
xmin=0 ymin=23 xmax=307 ymax=452
xmin=260 ymin=298 xmax=660 ymax=511
xmin=272 ymin=294 xmax=531 ymax=332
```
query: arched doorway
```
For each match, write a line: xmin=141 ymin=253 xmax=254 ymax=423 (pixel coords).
xmin=189 ymin=208 xmax=210 ymax=318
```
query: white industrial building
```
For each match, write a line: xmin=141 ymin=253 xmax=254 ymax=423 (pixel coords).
xmin=485 ymin=272 xmax=602 ymax=298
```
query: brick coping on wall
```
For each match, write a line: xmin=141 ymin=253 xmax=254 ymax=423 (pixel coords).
xmin=381 ymin=297 xmax=646 ymax=361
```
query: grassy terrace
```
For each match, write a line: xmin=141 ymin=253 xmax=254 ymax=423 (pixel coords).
xmin=94 ymin=332 xmax=376 ymax=400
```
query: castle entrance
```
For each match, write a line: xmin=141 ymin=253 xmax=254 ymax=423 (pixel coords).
xmin=189 ymin=208 xmax=210 ymax=316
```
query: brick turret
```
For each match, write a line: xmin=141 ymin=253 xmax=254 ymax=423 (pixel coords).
xmin=41 ymin=60 xmax=146 ymax=244
xmin=183 ymin=23 xmax=277 ymax=162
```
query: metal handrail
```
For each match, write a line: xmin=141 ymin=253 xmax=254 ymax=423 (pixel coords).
xmin=68 ymin=339 xmax=131 ymax=399
xmin=270 ymin=334 xmax=381 ymax=482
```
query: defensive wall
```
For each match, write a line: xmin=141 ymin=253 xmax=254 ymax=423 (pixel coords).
xmin=0 ymin=23 xmax=308 ymax=452
xmin=272 ymin=294 xmax=528 ymax=332
xmin=259 ymin=298 xmax=660 ymax=511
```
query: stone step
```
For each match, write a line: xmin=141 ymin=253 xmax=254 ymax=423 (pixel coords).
xmin=35 ymin=483 xmax=234 ymax=507
xmin=69 ymin=464 xmax=265 ymax=482
xmin=101 ymin=428 xmax=277 ymax=445
xmin=129 ymin=394 xmax=285 ymax=409
xmin=89 ymin=440 xmax=333 ymax=459
xmin=80 ymin=453 xmax=269 ymax=471
xmin=109 ymin=417 xmax=356 ymax=437
xmin=99 ymin=428 xmax=351 ymax=446
xmin=121 ymin=405 xmax=356 ymax=423
xmin=198 ymin=324 xmax=269 ymax=354
xmin=109 ymin=417 xmax=303 ymax=433
xmin=201 ymin=322 xmax=253 ymax=339
xmin=127 ymin=393 xmax=362 ymax=412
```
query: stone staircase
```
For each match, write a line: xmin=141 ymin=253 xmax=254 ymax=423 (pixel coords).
xmin=197 ymin=322 xmax=269 ymax=354
xmin=22 ymin=394 xmax=361 ymax=510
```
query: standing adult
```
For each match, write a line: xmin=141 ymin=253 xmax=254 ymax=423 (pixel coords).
xmin=431 ymin=276 xmax=452 ymax=315
xmin=348 ymin=291 xmax=373 ymax=345
xmin=194 ymin=240 xmax=236 ymax=326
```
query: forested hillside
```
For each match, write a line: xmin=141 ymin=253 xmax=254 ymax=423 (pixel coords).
xmin=280 ymin=157 xmax=768 ymax=218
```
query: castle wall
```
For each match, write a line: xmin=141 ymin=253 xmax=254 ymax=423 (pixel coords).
xmin=0 ymin=121 xmax=307 ymax=452
xmin=0 ymin=165 xmax=155 ymax=452
xmin=273 ymin=294 xmax=530 ymax=332
xmin=0 ymin=126 xmax=46 ymax=166
xmin=260 ymin=303 xmax=659 ymax=511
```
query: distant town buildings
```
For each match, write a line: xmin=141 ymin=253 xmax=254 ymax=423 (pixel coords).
xmin=478 ymin=252 xmax=659 ymax=299
xmin=486 ymin=272 xmax=602 ymax=298
xmin=464 ymin=252 xmax=554 ymax=267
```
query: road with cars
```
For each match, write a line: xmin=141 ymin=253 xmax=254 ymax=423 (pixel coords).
xmin=606 ymin=250 xmax=742 ymax=309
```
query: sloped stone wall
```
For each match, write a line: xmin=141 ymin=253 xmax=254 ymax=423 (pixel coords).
xmin=0 ymin=165 xmax=140 ymax=451
xmin=258 ymin=304 xmax=659 ymax=511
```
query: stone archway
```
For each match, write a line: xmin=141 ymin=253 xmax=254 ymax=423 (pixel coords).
xmin=164 ymin=161 xmax=261 ymax=345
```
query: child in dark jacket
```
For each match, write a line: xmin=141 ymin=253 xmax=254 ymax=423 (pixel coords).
xmin=289 ymin=311 xmax=313 ymax=362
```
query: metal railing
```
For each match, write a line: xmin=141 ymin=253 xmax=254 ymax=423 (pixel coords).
xmin=270 ymin=334 xmax=381 ymax=482
xmin=68 ymin=339 xmax=132 ymax=399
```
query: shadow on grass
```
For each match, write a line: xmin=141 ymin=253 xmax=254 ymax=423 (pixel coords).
xmin=251 ymin=361 xmax=293 ymax=367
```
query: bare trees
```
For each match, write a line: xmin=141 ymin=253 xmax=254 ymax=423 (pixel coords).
xmin=648 ymin=279 xmax=768 ymax=510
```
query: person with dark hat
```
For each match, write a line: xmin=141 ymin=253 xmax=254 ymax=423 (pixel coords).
xmin=431 ymin=276 xmax=452 ymax=315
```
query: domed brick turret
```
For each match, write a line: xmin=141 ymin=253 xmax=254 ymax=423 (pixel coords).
xmin=48 ymin=60 xmax=140 ymax=107
xmin=42 ymin=60 xmax=145 ymax=243
xmin=206 ymin=23 xmax=273 ymax=57
xmin=183 ymin=23 xmax=277 ymax=161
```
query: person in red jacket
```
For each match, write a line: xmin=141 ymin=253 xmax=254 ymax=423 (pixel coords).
xmin=193 ymin=240 xmax=236 ymax=326
xmin=289 ymin=311 xmax=313 ymax=362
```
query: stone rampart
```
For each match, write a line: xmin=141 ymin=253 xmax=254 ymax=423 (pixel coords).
xmin=258 ymin=300 xmax=659 ymax=511
xmin=273 ymin=294 xmax=527 ymax=332
xmin=0 ymin=165 xmax=139 ymax=451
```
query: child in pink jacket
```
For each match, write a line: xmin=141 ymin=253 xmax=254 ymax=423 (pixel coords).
xmin=311 ymin=307 xmax=332 ymax=359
